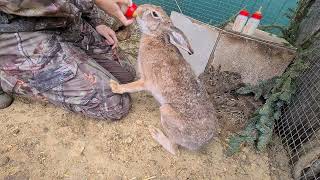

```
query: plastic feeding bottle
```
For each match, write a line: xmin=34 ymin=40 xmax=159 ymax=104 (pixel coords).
xmin=242 ymin=7 xmax=263 ymax=35
xmin=120 ymin=1 xmax=138 ymax=19
xmin=232 ymin=9 xmax=250 ymax=32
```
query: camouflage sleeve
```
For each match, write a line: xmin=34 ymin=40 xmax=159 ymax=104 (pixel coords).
xmin=0 ymin=0 xmax=114 ymax=29
xmin=72 ymin=0 xmax=112 ymax=28
xmin=0 ymin=0 xmax=73 ymax=17
xmin=83 ymin=5 xmax=110 ymax=28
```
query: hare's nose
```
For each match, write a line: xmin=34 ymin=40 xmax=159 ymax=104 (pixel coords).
xmin=135 ymin=6 xmax=143 ymax=16
xmin=188 ymin=49 xmax=194 ymax=55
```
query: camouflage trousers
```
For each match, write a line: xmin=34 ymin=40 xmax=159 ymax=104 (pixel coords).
xmin=0 ymin=21 xmax=136 ymax=120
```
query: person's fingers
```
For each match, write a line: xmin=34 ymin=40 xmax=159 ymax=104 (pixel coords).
xmin=114 ymin=0 xmax=130 ymax=5
xmin=110 ymin=33 xmax=118 ymax=49
xmin=111 ymin=38 xmax=117 ymax=49
xmin=125 ymin=19 xmax=135 ymax=26
xmin=114 ymin=10 xmax=134 ymax=26
xmin=105 ymin=39 xmax=112 ymax=45
xmin=96 ymin=25 xmax=118 ymax=47
xmin=103 ymin=33 xmax=115 ymax=45
xmin=109 ymin=30 xmax=118 ymax=45
xmin=112 ymin=43 xmax=117 ymax=49
xmin=105 ymin=28 xmax=118 ymax=49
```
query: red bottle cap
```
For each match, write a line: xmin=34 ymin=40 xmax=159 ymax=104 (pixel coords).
xmin=125 ymin=3 xmax=138 ymax=18
xmin=239 ymin=9 xmax=250 ymax=17
xmin=252 ymin=11 xmax=263 ymax=20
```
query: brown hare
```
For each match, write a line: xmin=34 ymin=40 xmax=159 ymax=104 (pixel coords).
xmin=110 ymin=4 xmax=219 ymax=155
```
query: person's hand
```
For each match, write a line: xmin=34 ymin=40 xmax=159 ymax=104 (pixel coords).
xmin=95 ymin=0 xmax=134 ymax=26
xmin=96 ymin=25 xmax=118 ymax=49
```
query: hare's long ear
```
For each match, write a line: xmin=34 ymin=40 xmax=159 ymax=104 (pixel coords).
xmin=165 ymin=26 xmax=194 ymax=55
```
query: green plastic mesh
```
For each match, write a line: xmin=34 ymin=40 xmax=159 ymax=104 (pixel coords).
xmin=135 ymin=0 xmax=298 ymax=34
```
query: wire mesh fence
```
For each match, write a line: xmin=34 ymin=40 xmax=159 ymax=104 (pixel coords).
xmin=276 ymin=54 xmax=320 ymax=180
xmin=134 ymin=0 xmax=298 ymax=34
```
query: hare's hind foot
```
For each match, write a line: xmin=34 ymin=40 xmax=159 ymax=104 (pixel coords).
xmin=149 ymin=127 xmax=178 ymax=155
xmin=109 ymin=79 xmax=145 ymax=94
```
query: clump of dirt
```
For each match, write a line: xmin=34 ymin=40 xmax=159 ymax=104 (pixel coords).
xmin=199 ymin=65 xmax=263 ymax=139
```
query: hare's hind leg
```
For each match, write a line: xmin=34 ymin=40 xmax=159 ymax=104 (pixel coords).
xmin=149 ymin=104 xmax=183 ymax=155
xmin=110 ymin=79 xmax=145 ymax=94
xmin=149 ymin=127 xmax=178 ymax=155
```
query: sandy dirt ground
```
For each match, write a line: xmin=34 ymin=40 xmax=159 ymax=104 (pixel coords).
xmin=0 ymin=94 xmax=273 ymax=180
xmin=0 ymin=24 xmax=292 ymax=180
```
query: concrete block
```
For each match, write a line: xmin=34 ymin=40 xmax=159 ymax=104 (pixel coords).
xmin=211 ymin=31 xmax=296 ymax=84
xmin=170 ymin=11 xmax=219 ymax=77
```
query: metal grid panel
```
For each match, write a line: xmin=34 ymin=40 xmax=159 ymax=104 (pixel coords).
xmin=135 ymin=0 xmax=298 ymax=34
xmin=276 ymin=56 xmax=320 ymax=180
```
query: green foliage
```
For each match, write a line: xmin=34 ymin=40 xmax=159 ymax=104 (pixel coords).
xmin=226 ymin=58 xmax=309 ymax=156
xmin=237 ymin=77 xmax=279 ymax=100
xmin=226 ymin=117 xmax=258 ymax=156
xmin=283 ymin=0 xmax=316 ymax=45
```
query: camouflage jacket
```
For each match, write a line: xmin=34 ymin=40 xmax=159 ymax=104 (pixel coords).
xmin=0 ymin=0 xmax=108 ymax=32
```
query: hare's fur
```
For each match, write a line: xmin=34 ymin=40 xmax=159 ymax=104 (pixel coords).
xmin=110 ymin=4 xmax=219 ymax=154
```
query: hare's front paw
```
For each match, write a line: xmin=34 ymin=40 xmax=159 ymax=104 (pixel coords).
xmin=110 ymin=80 xmax=123 ymax=94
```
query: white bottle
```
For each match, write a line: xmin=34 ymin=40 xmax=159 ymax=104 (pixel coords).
xmin=242 ymin=7 xmax=263 ymax=35
xmin=232 ymin=9 xmax=250 ymax=32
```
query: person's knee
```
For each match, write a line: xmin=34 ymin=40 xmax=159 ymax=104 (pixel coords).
xmin=0 ymin=92 xmax=13 ymax=109
xmin=103 ymin=93 xmax=132 ymax=121
xmin=115 ymin=61 xmax=136 ymax=84
xmin=121 ymin=71 xmax=135 ymax=84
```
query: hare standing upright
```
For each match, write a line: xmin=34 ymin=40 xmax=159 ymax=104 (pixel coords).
xmin=110 ymin=4 xmax=219 ymax=155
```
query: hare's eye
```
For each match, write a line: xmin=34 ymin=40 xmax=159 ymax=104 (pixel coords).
xmin=152 ymin=11 xmax=160 ymax=18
